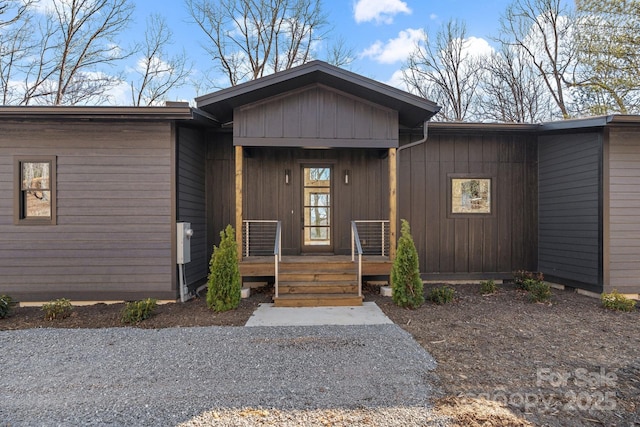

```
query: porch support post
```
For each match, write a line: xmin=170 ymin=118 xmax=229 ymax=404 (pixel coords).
xmin=235 ymin=145 xmax=243 ymax=261
xmin=389 ymin=147 xmax=397 ymax=260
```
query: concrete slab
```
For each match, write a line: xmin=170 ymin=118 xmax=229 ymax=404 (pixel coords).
xmin=245 ymin=301 xmax=394 ymax=327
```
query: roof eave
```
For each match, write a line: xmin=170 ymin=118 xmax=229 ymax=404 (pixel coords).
xmin=195 ymin=61 xmax=440 ymax=127
xmin=0 ymin=106 xmax=196 ymax=121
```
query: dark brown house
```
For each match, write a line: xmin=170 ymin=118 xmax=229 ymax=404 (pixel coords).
xmin=1 ymin=62 xmax=639 ymax=304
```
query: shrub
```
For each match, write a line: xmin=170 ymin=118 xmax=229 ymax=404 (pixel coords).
xmin=391 ymin=219 xmax=424 ymax=309
xmin=0 ymin=295 xmax=16 ymax=319
xmin=601 ymin=290 xmax=636 ymax=312
xmin=207 ymin=224 xmax=241 ymax=312
xmin=513 ymin=271 xmax=544 ymax=291
xmin=428 ymin=285 xmax=456 ymax=305
xmin=528 ymin=280 xmax=552 ymax=303
xmin=480 ymin=280 xmax=498 ymax=295
xmin=121 ymin=298 xmax=158 ymax=324
xmin=42 ymin=298 xmax=73 ymax=321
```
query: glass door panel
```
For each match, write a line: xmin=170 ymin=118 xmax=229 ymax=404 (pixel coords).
xmin=302 ymin=166 xmax=332 ymax=250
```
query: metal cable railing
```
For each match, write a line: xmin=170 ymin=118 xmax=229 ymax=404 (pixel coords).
xmin=351 ymin=220 xmax=390 ymax=257
xmin=242 ymin=220 xmax=281 ymax=297
xmin=242 ymin=220 xmax=281 ymax=257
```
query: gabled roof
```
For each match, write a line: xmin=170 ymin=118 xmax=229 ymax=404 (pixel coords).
xmin=196 ymin=61 xmax=440 ymax=128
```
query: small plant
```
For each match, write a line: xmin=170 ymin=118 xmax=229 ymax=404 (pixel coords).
xmin=0 ymin=294 xmax=16 ymax=319
xmin=513 ymin=271 xmax=544 ymax=291
xmin=528 ymin=280 xmax=552 ymax=303
xmin=428 ymin=285 xmax=456 ymax=305
xmin=207 ymin=225 xmax=241 ymax=312
xmin=42 ymin=298 xmax=73 ymax=321
xmin=480 ymin=280 xmax=498 ymax=295
xmin=121 ymin=298 xmax=158 ymax=324
xmin=601 ymin=290 xmax=636 ymax=312
xmin=391 ymin=219 xmax=424 ymax=309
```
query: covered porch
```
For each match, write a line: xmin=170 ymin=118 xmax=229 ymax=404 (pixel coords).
xmin=196 ymin=61 xmax=439 ymax=306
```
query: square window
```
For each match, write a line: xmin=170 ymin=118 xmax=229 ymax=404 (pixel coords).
xmin=450 ymin=176 xmax=492 ymax=215
xmin=15 ymin=157 xmax=56 ymax=225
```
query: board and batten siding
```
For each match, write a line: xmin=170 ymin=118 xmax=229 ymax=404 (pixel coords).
xmin=177 ymin=126 xmax=208 ymax=288
xmin=0 ymin=121 xmax=176 ymax=301
xmin=398 ymin=131 xmax=538 ymax=278
xmin=538 ymin=132 xmax=602 ymax=290
xmin=606 ymin=127 xmax=640 ymax=294
xmin=234 ymin=84 xmax=398 ymax=148
xmin=205 ymin=131 xmax=235 ymax=262
xmin=242 ymin=147 xmax=388 ymax=255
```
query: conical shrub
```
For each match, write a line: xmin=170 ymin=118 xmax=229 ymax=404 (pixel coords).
xmin=391 ymin=219 xmax=424 ymax=308
xmin=207 ymin=225 xmax=241 ymax=312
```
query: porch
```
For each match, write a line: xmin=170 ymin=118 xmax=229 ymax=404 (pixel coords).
xmin=239 ymin=220 xmax=392 ymax=307
xmin=240 ymin=255 xmax=392 ymax=307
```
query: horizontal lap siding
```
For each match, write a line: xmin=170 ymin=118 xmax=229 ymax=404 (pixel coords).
xmin=399 ymin=132 xmax=537 ymax=276
xmin=0 ymin=121 xmax=175 ymax=301
xmin=608 ymin=128 xmax=640 ymax=294
xmin=538 ymin=133 xmax=601 ymax=289
xmin=178 ymin=126 xmax=208 ymax=287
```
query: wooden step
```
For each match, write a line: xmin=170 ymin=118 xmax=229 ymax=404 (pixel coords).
xmin=278 ymin=261 xmax=355 ymax=272
xmin=279 ymin=281 xmax=358 ymax=294
xmin=273 ymin=294 xmax=363 ymax=307
xmin=278 ymin=272 xmax=356 ymax=282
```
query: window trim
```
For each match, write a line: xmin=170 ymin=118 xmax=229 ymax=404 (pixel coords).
xmin=447 ymin=173 xmax=494 ymax=218
xmin=14 ymin=156 xmax=57 ymax=225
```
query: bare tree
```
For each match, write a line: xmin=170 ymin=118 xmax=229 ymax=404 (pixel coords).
xmin=22 ymin=0 xmax=134 ymax=105
xmin=480 ymin=44 xmax=552 ymax=123
xmin=498 ymin=0 xmax=575 ymax=119
xmin=0 ymin=0 xmax=34 ymax=104
xmin=403 ymin=20 xmax=483 ymax=122
xmin=325 ymin=36 xmax=355 ymax=69
xmin=572 ymin=0 xmax=640 ymax=115
xmin=130 ymin=14 xmax=192 ymax=106
xmin=186 ymin=0 xmax=327 ymax=87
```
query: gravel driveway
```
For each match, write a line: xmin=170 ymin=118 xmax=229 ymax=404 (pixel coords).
xmin=1 ymin=325 xmax=444 ymax=426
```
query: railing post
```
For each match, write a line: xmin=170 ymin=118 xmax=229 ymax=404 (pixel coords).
xmin=351 ymin=224 xmax=355 ymax=262
xmin=381 ymin=221 xmax=386 ymax=257
xmin=245 ymin=221 xmax=250 ymax=258
xmin=358 ymin=253 xmax=362 ymax=297
xmin=275 ymin=254 xmax=279 ymax=298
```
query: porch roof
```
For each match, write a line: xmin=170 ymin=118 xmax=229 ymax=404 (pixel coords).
xmin=195 ymin=61 xmax=440 ymax=128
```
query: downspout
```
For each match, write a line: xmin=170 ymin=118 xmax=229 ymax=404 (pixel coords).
xmin=390 ymin=120 xmax=429 ymax=257
xmin=397 ymin=120 xmax=430 ymax=156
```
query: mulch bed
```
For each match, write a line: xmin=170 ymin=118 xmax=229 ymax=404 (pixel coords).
xmin=2 ymin=282 xmax=639 ymax=426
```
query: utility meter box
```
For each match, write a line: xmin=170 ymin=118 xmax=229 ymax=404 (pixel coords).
xmin=177 ymin=222 xmax=193 ymax=264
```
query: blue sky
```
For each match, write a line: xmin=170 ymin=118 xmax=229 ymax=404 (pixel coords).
xmin=125 ymin=0 xmax=511 ymax=102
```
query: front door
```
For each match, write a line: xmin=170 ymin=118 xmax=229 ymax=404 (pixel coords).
xmin=302 ymin=165 xmax=333 ymax=252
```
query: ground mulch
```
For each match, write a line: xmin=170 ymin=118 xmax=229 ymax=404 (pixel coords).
xmin=2 ymin=282 xmax=639 ymax=426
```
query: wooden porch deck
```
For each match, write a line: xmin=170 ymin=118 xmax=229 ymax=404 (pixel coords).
xmin=239 ymin=255 xmax=392 ymax=307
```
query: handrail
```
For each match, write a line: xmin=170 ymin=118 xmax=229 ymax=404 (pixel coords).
xmin=351 ymin=221 xmax=363 ymax=297
xmin=274 ymin=221 xmax=282 ymax=298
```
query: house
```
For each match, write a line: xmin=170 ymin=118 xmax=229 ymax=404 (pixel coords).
xmin=0 ymin=106 xmax=215 ymax=302
xmin=1 ymin=61 xmax=639 ymax=304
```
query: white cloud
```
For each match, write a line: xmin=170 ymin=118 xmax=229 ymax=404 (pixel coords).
xmin=429 ymin=13 xmax=438 ymax=21
xmin=353 ymin=0 xmax=411 ymax=24
xmin=360 ymin=28 xmax=425 ymax=64
xmin=385 ymin=69 xmax=409 ymax=90
xmin=463 ymin=36 xmax=494 ymax=58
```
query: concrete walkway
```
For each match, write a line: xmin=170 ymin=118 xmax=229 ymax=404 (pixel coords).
xmin=245 ymin=301 xmax=394 ymax=327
